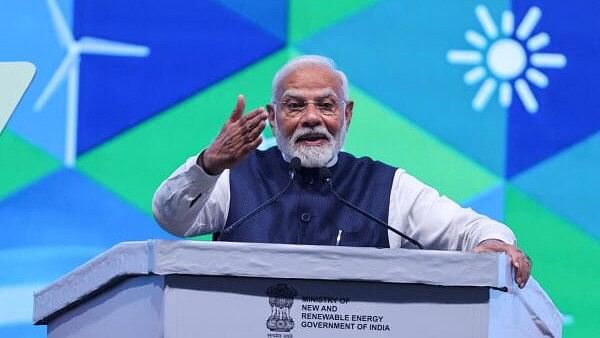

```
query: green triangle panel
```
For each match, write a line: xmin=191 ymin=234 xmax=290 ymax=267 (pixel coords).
xmin=344 ymin=86 xmax=500 ymax=202
xmin=77 ymin=49 xmax=297 ymax=215
xmin=289 ymin=0 xmax=380 ymax=44
xmin=504 ymin=185 xmax=600 ymax=338
xmin=0 ymin=131 xmax=59 ymax=199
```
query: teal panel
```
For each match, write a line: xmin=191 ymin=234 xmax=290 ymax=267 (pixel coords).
xmin=511 ymin=132 xmax=600 ymax=239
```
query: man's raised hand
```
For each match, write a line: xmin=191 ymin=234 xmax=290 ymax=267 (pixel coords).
xmin=199 ymin=95 xmax=267 ymax=175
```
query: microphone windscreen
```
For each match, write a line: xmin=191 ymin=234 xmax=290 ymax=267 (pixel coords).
xmin=319 ymin=167 xmax=332 ymax=182
xmin=290 ymin=157 xmax=302 ymax=171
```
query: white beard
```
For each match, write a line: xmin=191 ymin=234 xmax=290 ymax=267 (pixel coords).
xmin=275 ymin=123 xmax=347 ymax=168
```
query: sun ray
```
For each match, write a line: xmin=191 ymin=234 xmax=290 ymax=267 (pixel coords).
xmin=531 ymin=53 xmax=567 ymax=68
xmin=464 ymin=66 xmax=486 ymax=85
xmin=475 ymin=5 xmax=498 ymax=39
xmin=526 ymin=68 xmax=549 ymax=88
xmin=499 ymin=81 xmax=512 ymax=107
xmin=502 ymin=11 xmax=514 ymax=36
xmin=515 ymin=79 xmax=538 ymax=113
xmin=447 ymin=50 xmax=482 ymax=65
xmin=516 ymin=6 xmax=541 ymax=41
xmin=527 ymin=33 xmax=550 ymax=51
xmin=465 ymin=30 xmax=487 ymax=49
xmin=472 ymin=78 xmax=497 ymax=111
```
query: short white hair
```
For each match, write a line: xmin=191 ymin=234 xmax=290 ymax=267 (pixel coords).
xmin=271 ymin=55 xmax=349 ymax=102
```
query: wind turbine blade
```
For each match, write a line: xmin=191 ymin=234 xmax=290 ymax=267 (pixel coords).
xmin=47 ymin=0 xmax=74 ymax=47
xmin=78 ymin=37 xmax=150 ymax=57
xmin=34 ymin=53 xmax=77 ymax=111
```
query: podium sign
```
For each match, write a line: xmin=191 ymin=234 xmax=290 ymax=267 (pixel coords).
xmin=161 ymin=275 xmax=490 ymax=337
xmin=33 ymin=241 xmax=562 ymax=338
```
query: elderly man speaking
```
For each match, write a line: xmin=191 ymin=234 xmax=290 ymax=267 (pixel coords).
xmin=152 ymin=55 xmax=532 ymax=288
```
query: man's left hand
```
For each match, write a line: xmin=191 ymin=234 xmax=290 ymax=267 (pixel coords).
xmin=473 ymin=239 xmax=531 ymax=289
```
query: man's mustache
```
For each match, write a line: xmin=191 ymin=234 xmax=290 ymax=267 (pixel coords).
xmin=291 ymin=127 xmax=333 ymax=144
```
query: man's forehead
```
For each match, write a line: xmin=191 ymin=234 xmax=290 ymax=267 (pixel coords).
xmin=276 ymin=64 xmax=343 ymax=98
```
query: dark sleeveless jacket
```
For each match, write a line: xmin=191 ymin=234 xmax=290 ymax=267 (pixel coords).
xmin=219 ymin=147 xmax=396 ymax=247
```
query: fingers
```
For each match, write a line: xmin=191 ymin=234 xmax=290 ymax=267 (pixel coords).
xmin=472 ymin=245 xmax=488 ymax=253
xmin=516 ymin=255 xmax=532 ymax=289
xmin=240 ymin=107 xmax=267 ymax=126
xmin=238 ymin=108 xmax=267 ymax=139
xmin=246 ymin=135 xmax=263 ymax=150
xmin=229 ymin=95 xmax=245 ymax=122
xmin=249 ymin=121 xmax=266 ymax=141
xmin=472 ymin=240 xmax=531 ymax=289
xmin=506 ymin=246 xmax=531 ymax=289
xmin=222 ymin=107 xmax=265 ymax=152
xmin=205 ymin=98 xmax=267 ymax=173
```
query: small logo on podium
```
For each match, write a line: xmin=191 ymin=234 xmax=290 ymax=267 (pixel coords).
xmin=266 ymin=283 xmax=297 ymax=332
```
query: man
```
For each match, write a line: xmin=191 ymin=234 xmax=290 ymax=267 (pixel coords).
xmin=153 ymin=55 xmax=531 ymax=288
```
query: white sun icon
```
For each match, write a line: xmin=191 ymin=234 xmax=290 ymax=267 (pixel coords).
xmin=447 ymin=5 xmax=567 ymax=113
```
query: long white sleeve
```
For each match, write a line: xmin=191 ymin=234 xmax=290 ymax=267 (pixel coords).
xmin=387 ymin=169 xmax=515 ymax=251
xmin=152 ymin=155 xmax=230 ymax=237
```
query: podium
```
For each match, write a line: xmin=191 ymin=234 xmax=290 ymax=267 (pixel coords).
xmin=33 ymin=240 xmax=562 ymax=338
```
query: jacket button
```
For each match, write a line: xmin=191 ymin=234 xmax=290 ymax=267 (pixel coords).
xmin=300 ymin=212 xmax=312 ymax=223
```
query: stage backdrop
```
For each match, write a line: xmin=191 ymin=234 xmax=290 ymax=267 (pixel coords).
xmin=0 ymin=1 xmax=598 ymax=337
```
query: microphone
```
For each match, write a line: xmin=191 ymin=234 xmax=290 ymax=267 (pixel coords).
xmin=219 ymin=157 xmax=302 ymax=237
xmin=319 ymin=167 xmax=424 ymax=249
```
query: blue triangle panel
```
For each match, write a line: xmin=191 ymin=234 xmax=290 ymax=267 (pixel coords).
xmin=463 ymin=184 xmax=505 ymax=223
xmin=506 ymin=0 xmax=600 ymax=177
xmin=214 ymin=0 xmax=288 ymax=41
xmin=0 ymin=169 xmax=173 ymax=250
xmin=73 ymin=0 xmax=285 ymax=154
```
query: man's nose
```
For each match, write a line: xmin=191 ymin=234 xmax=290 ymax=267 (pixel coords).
xmin=299 ymin=103 xmax=322 ymax=127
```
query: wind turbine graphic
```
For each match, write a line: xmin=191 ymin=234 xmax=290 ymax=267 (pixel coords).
xmin=34 ymin=0 xmax=150 ymax=167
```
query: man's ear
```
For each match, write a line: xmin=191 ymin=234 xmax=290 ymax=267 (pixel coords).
xmin=344 ymin=100 xmax=354 ymax=129
xmin=266 ymin=103 xmax=276 ymax=129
